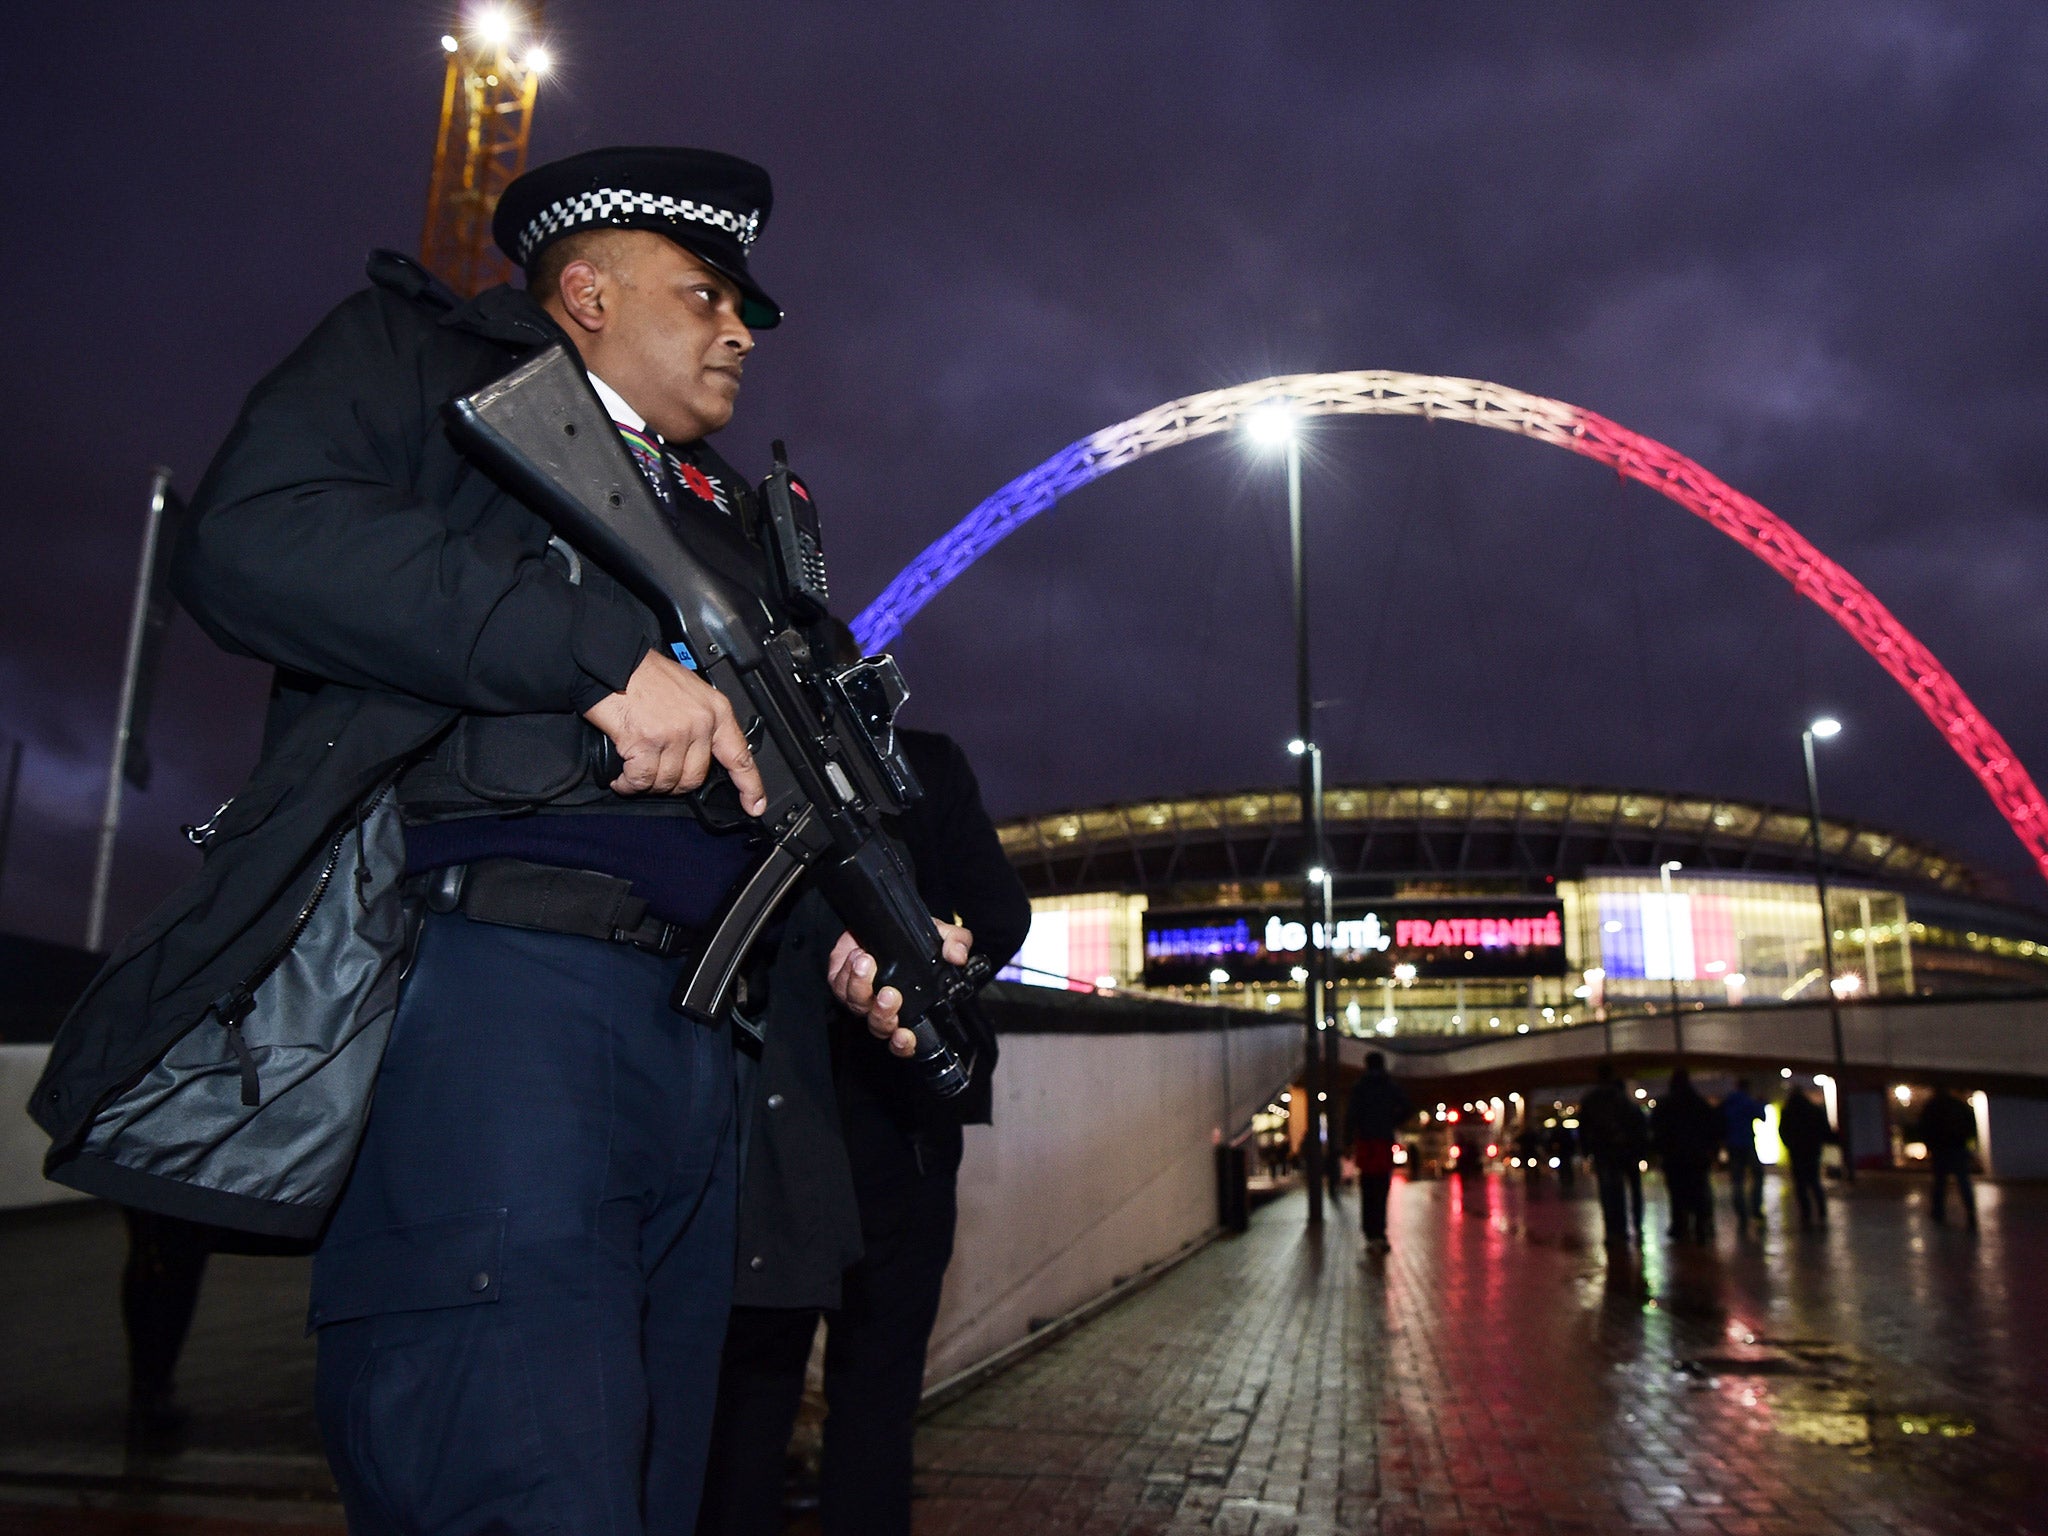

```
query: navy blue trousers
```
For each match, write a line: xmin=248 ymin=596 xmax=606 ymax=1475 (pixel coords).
xmin=310 ymin=912 xmax=736 ymax=1535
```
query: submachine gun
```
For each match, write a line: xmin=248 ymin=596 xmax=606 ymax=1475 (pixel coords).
xmin=447 ymin=344 xmax=991 ymax=1098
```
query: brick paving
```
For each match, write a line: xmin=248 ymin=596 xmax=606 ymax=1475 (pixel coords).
xmin=910 ymin=1175 xmax=2048 ymax=1535
xmin=3 ymin=1175 xmax=2047 ymax=1532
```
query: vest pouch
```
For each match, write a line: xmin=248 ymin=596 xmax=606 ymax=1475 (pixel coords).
xmin=451 ymin=710 xmax=594 ymax=804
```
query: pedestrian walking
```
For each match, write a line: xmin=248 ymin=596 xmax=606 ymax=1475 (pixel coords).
xmin=1913 ymin=1084 xmax=1980 ymax=1230
xmin=1623 ymin=1089 xmax=1651 ymax=1233
xmin=1346 ymin=1052 xmax=1412 ymax=1251
xmin=1550 ymin=1118 xmax=1581 ymax=1194
xmin=1720 ymin=1077 xmax=1768 ymax=1234
xmin=1778 ymin=1080 xmax=1833 ymax=1230
xmin=1453 ymin=1115 xmax=1487 ymax=1185
xmin=1651 ymin=1068 xmax=1720 ymax=1242
xmin=1515 ymin=1126 xmax=1543 ymax=1189
xmin=1579 ymin=1062 xmax=1648 ymax=1246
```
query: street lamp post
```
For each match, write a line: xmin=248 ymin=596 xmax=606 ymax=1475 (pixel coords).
xmin=1256 ymin=403 xmax=1326 ymax=1228
xmin=1658 ymin=860 xmax=1685 ymax=1059
xmin=1321 ymin=863 xmax=1340 ymax=1200
xmin=1287 ymin=736 xmax=1328 ymax=1224
xmin=1803 ymin=717 xmax=1853 ymax=1182
xmin=1307 ymin=847 xmax=1339 ymax=1202
xmin=1210 ymin=967 xmax=1234 ymax=1138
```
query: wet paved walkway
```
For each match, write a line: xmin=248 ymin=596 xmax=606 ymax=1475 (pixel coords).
xmin=2 ymin=1173 xmax=2045 ymax=1533
xmin=911 ymin=1174 xmax=2048 ymax=1535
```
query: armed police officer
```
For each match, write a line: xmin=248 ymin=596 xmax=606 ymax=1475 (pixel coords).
xmin=31 ymin=146 xmax=963 ymax=1533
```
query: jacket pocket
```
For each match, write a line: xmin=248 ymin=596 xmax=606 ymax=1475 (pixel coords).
xmin=74 ymin=786 xmax=415 ymax=1221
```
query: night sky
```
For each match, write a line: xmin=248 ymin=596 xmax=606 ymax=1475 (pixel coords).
xmin=3 ymin=2 xmax=2045 ymax=948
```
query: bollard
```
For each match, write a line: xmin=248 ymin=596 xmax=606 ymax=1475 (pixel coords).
xmin=1215 ymin=1140 xmax=1250 ymax=1234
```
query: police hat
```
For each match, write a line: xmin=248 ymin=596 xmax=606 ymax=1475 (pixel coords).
xmin=494 ymin=146 xmax=782 ymax=328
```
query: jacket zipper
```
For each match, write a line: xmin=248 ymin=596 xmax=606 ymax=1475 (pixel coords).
xmin=211 ymin=783 xmax=393 ymax=1108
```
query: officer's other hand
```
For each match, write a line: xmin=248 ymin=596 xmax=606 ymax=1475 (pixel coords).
xmin=582 ymin=650 xmax=768 ymax=813
xmin=827 ymin=921 xmax=973 ymax=1057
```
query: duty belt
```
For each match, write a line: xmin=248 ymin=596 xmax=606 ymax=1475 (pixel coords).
xmin=419 ymin=858 xmax=692 ymax=958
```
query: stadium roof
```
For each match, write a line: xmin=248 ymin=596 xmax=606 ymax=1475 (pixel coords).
xmin=996 ymin=782 xmax=1982 ymax=898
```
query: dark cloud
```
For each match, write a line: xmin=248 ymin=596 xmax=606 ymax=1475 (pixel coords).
xmin=3 ymin=0 xmax=2044 ymax=945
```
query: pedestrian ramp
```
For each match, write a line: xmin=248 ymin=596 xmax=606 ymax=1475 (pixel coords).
xmin=1350 ymin=994 xmax=2048 ymax=1095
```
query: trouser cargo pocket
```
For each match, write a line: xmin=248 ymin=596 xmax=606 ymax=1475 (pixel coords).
xmin=310 ymin=1208 xmax=568 ymax=1534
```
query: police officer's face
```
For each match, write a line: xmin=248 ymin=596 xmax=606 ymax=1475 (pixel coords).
xmin=544 ymin=232 xmax=754 ymax=441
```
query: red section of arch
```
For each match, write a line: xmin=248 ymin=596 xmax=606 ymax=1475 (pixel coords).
xmin=1562 ymin=406 xmax=2048 ymax=885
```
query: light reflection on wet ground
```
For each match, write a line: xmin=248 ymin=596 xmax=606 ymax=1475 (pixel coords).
xmin=910 ymin=1169 xmax=2045 ymax=1532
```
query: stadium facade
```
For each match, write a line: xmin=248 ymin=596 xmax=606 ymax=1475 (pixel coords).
xmin=994 ymin=782 xmax=2048 ymax=1037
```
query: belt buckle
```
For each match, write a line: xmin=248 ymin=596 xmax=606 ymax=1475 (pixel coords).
xmin=615 ymin=919 xmax=686 ymax=959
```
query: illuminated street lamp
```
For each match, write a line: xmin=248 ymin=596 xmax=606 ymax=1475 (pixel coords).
xmin=1803 ymin=716 xmax=1853 ymax=1180
xmin=1249 ymin=403 xmax=1298 ymax=449
xmin=474 ymin=5 xmax=517 ymax=47
xmin=1251 ymin=405 xmax=1329 ymax=1226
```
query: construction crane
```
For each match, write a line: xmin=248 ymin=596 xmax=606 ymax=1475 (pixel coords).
xmin=422 ymin=4 xmax=549 ymax=296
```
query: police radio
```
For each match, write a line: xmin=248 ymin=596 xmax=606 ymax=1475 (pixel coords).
xmin=759 ymin=441 xmax=831 ymax=622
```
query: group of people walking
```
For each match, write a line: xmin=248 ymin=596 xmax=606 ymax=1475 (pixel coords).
xmin=1580 ymin=1066 xmax=1833 ymax=1243
xmin=1578 ymin=1066 xmax=1826 ymax=1243
xmin=1578 ymin=1066 xmax=1980 ymax=1244
xmin=1344 ymin=1054 xmax=1986 ymax=1255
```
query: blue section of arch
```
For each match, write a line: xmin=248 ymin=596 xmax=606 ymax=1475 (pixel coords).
xmin=852 ymin=423 xmax=1126 ymax=651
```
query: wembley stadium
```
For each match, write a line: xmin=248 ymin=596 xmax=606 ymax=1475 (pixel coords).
xmin=992 ymin=780 xmax=2048 ymax=1036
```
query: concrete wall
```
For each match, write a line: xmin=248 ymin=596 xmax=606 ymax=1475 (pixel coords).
xmin=926 ymin=1018 xmax=1298 ymax=1385
xmin=0 ymin=1046 xmax=85 ymax=1212
xmin=1980 ymin=1095 xmax=2048 ymax=1179
xmin=1838 ymin=1089 xmax=1891 ymax=1171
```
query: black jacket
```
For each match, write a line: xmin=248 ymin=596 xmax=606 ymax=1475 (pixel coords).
xmin=30 ymin=254 xmax=663 ymax=1226
xmin=1578 ymin=1080 xmax=1647 ymax=1163
xmin=1778 ymin=1090 xmax=1833 ymax=1160
xmin=729 ymin=891 xmax=865 ymax=1308
xmin=1915 ymin=1092 xmax=1976 ymax=1155
xmin=1650 ymin=1078 xmax=1721 ymax=1170
xmin=1344 ymin=1068 xmax=1412 ymax=1146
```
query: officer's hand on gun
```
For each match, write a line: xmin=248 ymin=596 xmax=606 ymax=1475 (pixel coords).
xmin=586 ymin=647 xmax=972 ymax=1061
xmin=827 ymin=923 xmax=973 ymax=1057
xmin=583 ymin=649 xmax=769 ymax=814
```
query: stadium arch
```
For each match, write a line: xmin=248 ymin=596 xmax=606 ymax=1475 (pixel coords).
xmin=852 ymin=372 xmax=2048 ymax=885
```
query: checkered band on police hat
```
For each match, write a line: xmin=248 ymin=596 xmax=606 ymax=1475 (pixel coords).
xmin=515 ymin=188 xmax=762 ymax=264
xmin=492 ymin=146 xmax=782 ymax=327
